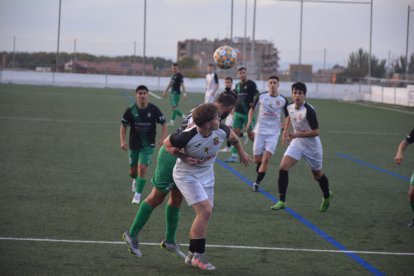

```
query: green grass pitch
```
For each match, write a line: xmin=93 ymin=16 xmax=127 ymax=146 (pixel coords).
xmin=0 ymin=84 xmax=413 ymax=275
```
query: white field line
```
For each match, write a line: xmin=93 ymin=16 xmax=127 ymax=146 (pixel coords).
xmin=0 ymin=237 xmax=413 ymax=257
xmin=149 ymin=91 xmax=162 ymax=99
xmin=346 ymin=102 xmax=414 ymax=115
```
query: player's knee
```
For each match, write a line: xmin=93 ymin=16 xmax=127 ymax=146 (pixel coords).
xmin=146 ymin=192 xmax=165 ymax=207
xmin=137 ymin=164 xmax=147 ymax=176
xmin=129 ymin=168 xmax=137 ymax=178
xmin=409 ymin=187 xmax=414 ymax=201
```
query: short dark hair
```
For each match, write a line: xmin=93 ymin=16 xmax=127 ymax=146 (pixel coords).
xmin=217 ymin=90 xmax=237 ymax=107
xmin=192 ymin=103 xmax=218 ymax=127
xmin=225 ymin=77 xmax=233 ymax=82
xmin=268 ymin=75 xmax=279 ymax=82
xmin=135 ymin=85 xmax=149 ymax=93
xmin=237 ymin=66 xmax=247 ymax=72
xmin=172 ymin=63 xmax=178 ymax=67
xmin=291 ymin=82 xmax=307 ymax=95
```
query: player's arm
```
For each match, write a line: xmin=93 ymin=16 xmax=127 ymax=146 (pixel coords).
xmin=163 ymin=80 xmax=172 ymax=97
xmin=281 ymin=115 xmax=291 ymax=146
xmin=120 ymin=109 xmax=131 ymax=150
xmin=246 ymin=107 xmax=254 ymax=132
xmin=163 ymin=133 xmax=197 ymax=165
xmin=120 ymin=125 xmax=128 ymax=150
xmin=181 ymin=81 xmax=187 ymax=98
xmin=158 ymin=123 xmax=168 ymax=146
xmin=228 ymin=128 xmax=251 ymax=166
xmin=395 ymin=140 xmax=409 ymax=165
xmin=395 ymin=129 xmax=414 ymax=164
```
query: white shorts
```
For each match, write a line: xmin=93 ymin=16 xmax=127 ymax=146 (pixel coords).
xmin=173 ymin=167 xmax=215 ymax=207
xmin=253 ymin=133 xmax=279 ymax=156
xmin=284 ymin=137 xmax=323 ymax=171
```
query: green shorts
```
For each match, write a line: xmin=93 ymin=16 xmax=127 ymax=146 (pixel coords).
xmin=129 ymin=147 xmax=154 ymax=168
xmin=151 ymin=145 xmax=177 ymax=194
xmin=410 ymin=171 xmax=414 ymax=186
xmin=170 ymin=93 xmax=181 ymax=107
xmin=232 ymin=111 xmax=255 ymax=131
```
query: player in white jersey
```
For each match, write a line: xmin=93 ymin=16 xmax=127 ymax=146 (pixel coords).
xmin=205 ymin=63 xmax=219 ymax=104
xmin=246 ymin=76 xmax=288 ymax=192
xmin=165 ymin=104 xmax=250 ymax=270
xmin=270 ymin=82 xmax=333 ymax=212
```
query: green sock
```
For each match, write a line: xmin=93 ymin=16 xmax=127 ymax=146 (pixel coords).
xmin=231 ymin=146 xmax=237 ymax=155
xmin=175 ymin=109 xmax=183 ymax=117
xmin=135 ymin=177 xmax=146 ymax=193
xmin=172 ymin=110 xmax=177 ymax=120
xmin=410 ymin=202 xmax=414 ymax=214
xmin=129 ymin=201 xmax=154 ymax=238
xmin=165 ymin=204 xmax=180 ymax=244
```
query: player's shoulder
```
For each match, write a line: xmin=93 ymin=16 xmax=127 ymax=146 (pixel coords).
xmin=170 ymin=126 xmax=198 ymax=148
xmin=259 ymin=91 xmax=269 ymax=96
xmin=304 ymin=102 xmax=317 ymax=112
xmin=218 ymin=123 xmax=231 ymax=137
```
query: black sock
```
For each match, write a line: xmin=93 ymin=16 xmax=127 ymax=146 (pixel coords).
xmin=256 ymin=172 xmax=266 ymax=184
xmin=256 ymin=162 xmax=262 ymax=173
xmin=239 ymin=132 xmax=243 ymax=138
xmin=189 ymin=239 xmax=196 ymax=253
xmin=226 ymin=140 xmax=231 ymax=148
xmin=317 ymin=174 xmax=330 ymax=198
xmin=278 ymin=169 xmax=289 ymax=202
xmin=191 ymin=238 xmax=206 ymax=254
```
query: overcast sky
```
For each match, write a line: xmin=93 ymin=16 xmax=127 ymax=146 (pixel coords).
xmin=0 ymin=0 xmax=413 ymax=70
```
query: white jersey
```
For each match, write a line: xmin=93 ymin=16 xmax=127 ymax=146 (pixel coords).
xmin=252 ymin=92 xmax=288 ymax=135
xmin=287 ymin=101 xmax=322 ymax=149
xmin=205 ymin=72 xmax=219 ymax=99
xmin=170 ymin=124 xmax=230 ymax=176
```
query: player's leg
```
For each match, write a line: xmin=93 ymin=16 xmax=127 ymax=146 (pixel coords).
xmin=271 ymin=155 xmax=297 ymax=210
xmin=311 ymin=169 xmax=333 ymax=212
xmin=252 ymin=134 xmax=265 ymax=191
xmin=132 ymin=148 xmax=154 ymax=204
xmin=225 ymin=112 xmax=242 ymax=162
xmin=246 ymin=114 xmax=256 ymax=142
xmin=408 ymin=172 xmax=414 ymax=227
xmin=161 ymin=186 xmax=186 ymax=258
xmin=128 ymin=149 xmax=139 ymax=195
xmin=188 ymin=199 xmax=215 ymax=270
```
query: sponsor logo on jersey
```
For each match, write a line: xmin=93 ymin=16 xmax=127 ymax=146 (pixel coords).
xmin=195 ymin=143 xmax=202 ymax=148
xmin=213 ymin=137 xmax=220 ymax=145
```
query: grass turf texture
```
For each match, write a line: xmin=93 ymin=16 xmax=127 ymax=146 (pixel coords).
xmin=0 ymin=84 xmax=413 ymax=275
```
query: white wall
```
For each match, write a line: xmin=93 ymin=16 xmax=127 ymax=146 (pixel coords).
xmin=1 ymin=70 xmax=411 ymax=106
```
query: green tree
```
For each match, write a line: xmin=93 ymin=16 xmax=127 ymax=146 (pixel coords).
xmin=344 ymin=48 xmax=386 ymax=80
xmin=179 ymin=57 xmax=197 ymax=69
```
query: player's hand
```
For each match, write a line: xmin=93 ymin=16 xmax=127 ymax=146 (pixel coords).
xmin=394 ymin=152 xmax=403 ymax=165
xmin=166 ymin=147 xmax=181 ymax=155
xmin=157 ymin=139 xmax=164 ymax=146
xmin=281 ymin=131 xmax=289 ymax=146
xmin=239 ymin=151 xmax=251 ymax=167
xmin=120 ymin=142 xmax=128 ymax=151
xmin=287 ymin=132 xmax=296 ymax=140
xmin=184 ymin=156 xmax=198 ymax=166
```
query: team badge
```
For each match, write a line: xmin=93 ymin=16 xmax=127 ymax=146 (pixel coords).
xmin=213 ymin=137 xmax=220 ymax=145
xmin=204 ymin=147 xmax=209 ymax=154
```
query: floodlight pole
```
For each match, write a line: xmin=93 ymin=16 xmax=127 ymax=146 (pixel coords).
xmin=56 ymin=0 xmax=62 ymax=74
xmin=231 ymin=0 xmax=234 ymax=41
xmin=405 ymin=5 xmax=414 ymax=81
xmin=368 ymin=0 xmax=373 ymax=84
xmin=298 ymin=0 xmax=303 ymax=81
xmin=250 ymin=0 xmax=257 ymax=76
xmin=243 ymin=0 xmax=248 ymax=66
xmin=143 ymin=0 xmax=147 ymax=76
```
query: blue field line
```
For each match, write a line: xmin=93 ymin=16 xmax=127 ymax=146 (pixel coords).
xmin=215 ymin=159 xmax=384 ymax=276
xmin=336 ymin=152 xmax=410 ymax=182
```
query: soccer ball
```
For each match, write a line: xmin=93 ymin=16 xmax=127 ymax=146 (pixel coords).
xmin=213 ymin=46 xmax=237 ymax=69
